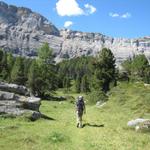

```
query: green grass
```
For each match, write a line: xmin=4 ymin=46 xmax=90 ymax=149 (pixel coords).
xmin=0 ymin=82 xmax=150 ymax=150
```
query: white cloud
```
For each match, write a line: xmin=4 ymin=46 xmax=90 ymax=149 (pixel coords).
xmin=56 ymin=0 xmax=84 ymax=16
xmin=121 ymin=13 xmax=131 ymax=18
xmin=84 ymin=4 xmax=96 ymax=14
xmin=56 ymin=0 xmax=96 ymax=16
xmin=109 ymin=12 xmax=131 ymax=19
xmin=109 ymin=13 xmax=119 ymax=18
xmin=64 ymin=21 xmax=73 ymax=28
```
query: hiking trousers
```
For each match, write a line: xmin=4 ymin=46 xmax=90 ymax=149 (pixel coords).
xmin=76 ymin=111 xmax=83 ymax=128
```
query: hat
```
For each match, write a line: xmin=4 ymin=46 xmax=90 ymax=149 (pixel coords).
xmin=78 ymin=96 xmax=83 ymax=100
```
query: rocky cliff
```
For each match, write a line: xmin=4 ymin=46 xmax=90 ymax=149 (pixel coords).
xmin=0 ymin=1 xmax=150 ymax=64
xmin=0 ymin=1 xmax=60 ymax=57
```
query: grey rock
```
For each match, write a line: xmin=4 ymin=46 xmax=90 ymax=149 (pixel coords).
xmin=127 ymin=118 xmax=149 ymax=127
xmin=96 ymin=101 xmax=106 ymax=107
xmin=0 ymin=82 xmax=30 ymax=96
xmin=19 ymin=96 xmax=41 ymax=111
xmin=58 ymin=30 xmax=150 ymax=65
xmin=0 ymin=1 xmax=60 ymax=57
xmin=135 ymin=120 xmax=150 ymax=131
xmin=30 ymin=111 xmax=41 ymax=121
xmin=0 ymin=82 xmax=41 ymax=117
xmin=0 ymin=91 xmax=15 ymax=100
xmin=0 ymin=1 xmax=150 ymax=65
xmin=127 ymin=118 xmax=150 ymax=131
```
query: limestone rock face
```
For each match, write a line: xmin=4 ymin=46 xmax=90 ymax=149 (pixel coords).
xmin=0 ymin=1 xmax=150 ymax=65
xmin=0 ymin=1 xmax=60 ymax=57
xmin=58 ymin=30 xmax=150 ymax=65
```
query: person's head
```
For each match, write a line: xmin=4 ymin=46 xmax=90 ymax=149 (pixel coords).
xmin=78 ymin=95 xmax=83 ymax=100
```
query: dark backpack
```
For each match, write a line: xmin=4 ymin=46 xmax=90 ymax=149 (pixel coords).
xmin=76 ymin=99 xmax=84 ymax=112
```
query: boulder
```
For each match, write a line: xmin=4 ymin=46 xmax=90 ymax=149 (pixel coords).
xmin=0 ymin=91 xmax=15 ymax=100
xmin=135 ymin=120 xmax=150 ymax=131
xmin=30 ymin=111 xmax=41 ymax=121
xmin=127 ymin=118 xmax=150 ymax=131
xmin=127 ymin=118 xmax=149 ymax=127
xmin=20 ymin=96 xmax=41 ymax=111
xmin=96 ymin=101 xmax=106 ymax=107
xmin=0 ymin=82 xmax=30 ymax=96
xmin=0 ymin=82 xmax=54 ymax=121
xmin=0 ymin=89 xmax=41 ymax=118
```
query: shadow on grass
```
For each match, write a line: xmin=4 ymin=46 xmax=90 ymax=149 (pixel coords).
xmin=83 ymin=123 xmax=104 ymax=128
xmin=41 ymin=113 xmax=55 ymax=121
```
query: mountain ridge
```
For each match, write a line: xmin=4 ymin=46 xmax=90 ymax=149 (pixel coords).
xmin=0 ymin=1 xmax=150 ymax=64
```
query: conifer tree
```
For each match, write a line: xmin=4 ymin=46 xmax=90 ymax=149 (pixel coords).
xmin=75 ymin=75 xmax=81 ymax=93
xmin=0 ymin=51 xmax=8 ymax=80
xmin=0 ymin=49 xmax=3 ymax=63
xmin=132 ymin=54 xmax=149 ymax=77
xmin=27 ymin=60 xmax=40 ymax=95
xmin=94 ymin=48 xmax=116 ymax=92
xmin=81 ymin=75 xmax=90 ymax=93
xmin=11 ymin=57 xmax=25 ymax=85
xmin=63 ymin=76 xmax=71 ymax=92
xmin=7 ymin=53 xmax=15 ymax=82
xmin=122 ymin=54 xmax=149 ymax=82
xmin=33 ymin=43 xmax=57 ymax=97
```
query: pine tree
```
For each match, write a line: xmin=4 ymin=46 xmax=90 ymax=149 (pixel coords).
xmin=0 ymin=49 xmax=3 ymax=79
xmin=27 ymin=60 xmax=40 ymax=95
xmin=23 ymin=58 xmax=33 ymax=85
xmin=0 ymin=51 xmax=8 ymax=80
xmin=38 ymin=42 xmax=53 ymax=65
xmin=143 ymin=66 xmax=150 ymax=84
xmin=0 ymin=49 xmax=3 ymax=63
xmin=11 ymin=57 xmax=25 ymax=85
xmin=81 ymin=75 xmax=90 ymax=93
xmin=75 ymin=75 xmax=81 ymax=93
xmin=122 ymin=54 xmax=149 ymax=82
xmin=63 ymin=76 xmax=71 ymax=92
xmin=94 ymin=48 xmax=116 ymax=92
xmin=132 ymin=54 xmax=149 ymax=77
xmin=33 ymin=43 xmax=58 ymax=97
xmin=7 ymin=53 xmax=15 ymax=82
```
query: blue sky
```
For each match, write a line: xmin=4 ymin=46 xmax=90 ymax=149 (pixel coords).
xmin=2 ymin=0 xmax=150 ymax=38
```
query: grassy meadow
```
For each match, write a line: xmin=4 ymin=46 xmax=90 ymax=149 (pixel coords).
xmin=0 ymin=82 xmax=150 ymax=150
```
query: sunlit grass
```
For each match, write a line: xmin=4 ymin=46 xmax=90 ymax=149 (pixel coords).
xmin=0 ymin=82 xmax=150 ymax=150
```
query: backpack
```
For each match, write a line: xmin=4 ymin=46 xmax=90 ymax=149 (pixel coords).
xmin=76 ymin=99 xmax=84 ymax=112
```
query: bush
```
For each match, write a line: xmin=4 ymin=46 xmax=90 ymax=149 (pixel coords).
xmin=87 ymin=90 xmax=108 ymax=104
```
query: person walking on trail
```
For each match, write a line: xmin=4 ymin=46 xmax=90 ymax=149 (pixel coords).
xmin=75 ymin=96 xmax=86 ymax=128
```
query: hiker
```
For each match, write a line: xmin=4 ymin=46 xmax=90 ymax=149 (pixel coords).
xmin=75 ymin=96 xmax=86 ymax=128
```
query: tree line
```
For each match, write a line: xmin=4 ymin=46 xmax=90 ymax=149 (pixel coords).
xmin=121 ymin=54 xmax=150 ymax=83
xmin=1 ymin=43 xmax=149 ymax=102
xmin=0 ymin=43 xmax=57 ymax=98
xmin=57 ymin=48 xmax=116 ymax=93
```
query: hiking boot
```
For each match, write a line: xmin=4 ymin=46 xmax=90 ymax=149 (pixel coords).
xmin=79 ymin=125 xmax=83 ymax=128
